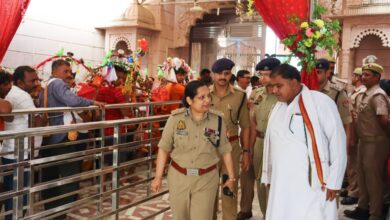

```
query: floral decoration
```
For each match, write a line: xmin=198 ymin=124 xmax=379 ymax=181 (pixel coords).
xmin=281 ymin=5 xmax=341 ymax=72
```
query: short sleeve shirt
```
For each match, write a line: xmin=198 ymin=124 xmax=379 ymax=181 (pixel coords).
xmin=210 ymin=85 xmax=250 ymax=137
xmin=3 ymin=86 xmax=37 ymax=159
xmin=321 ymin=81 xmax=352 ymax=125
xmin=250 ymin=87 xmax=278 ymax=133
xmin=158 ymin=108 xmax=232 ymax=168
xmin=357 ymin=84 xmax=389 ymax=137
xmin=349 ymin=85 xmax=366 ymax=120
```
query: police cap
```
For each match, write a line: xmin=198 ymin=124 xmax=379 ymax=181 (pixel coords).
xmin=255 ymin=57 xmax=281 ymax=71
xmin=316 ymin=59 xmax=330 ymax=71
xmin=211 ymin=58 xmax=235 ymax=73
xmin=353 ymin=67 xmax=362 ymax=76
xmin=362 ymin=63 xmax=384 ymax=75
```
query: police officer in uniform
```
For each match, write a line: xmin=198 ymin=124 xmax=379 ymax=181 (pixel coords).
xmin=342 ymin=67 xmax=366 ymax=205
xmin=344 ymin=63 xmax=390 ymax=220
xmin=151 ymin=80 xmax=235 ymax=220
xmin=239 ymin=57 xmax=280 ymax=219
xmin=316 ymin=58 xmax=352 ymax=141
xmin=209 ymin=58 xmax=251 ymax=220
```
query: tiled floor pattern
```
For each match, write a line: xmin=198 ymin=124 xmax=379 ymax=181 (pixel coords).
xmin=62 ymin=177 xmax=390 ymax=220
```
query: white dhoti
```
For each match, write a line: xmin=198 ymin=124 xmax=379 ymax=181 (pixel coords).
xmin=262 ymin=85 xmax=347 ymax=220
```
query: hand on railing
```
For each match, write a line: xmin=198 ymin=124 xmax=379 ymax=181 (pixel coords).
xmin=93 ymin=101 xmax=105 ymax=108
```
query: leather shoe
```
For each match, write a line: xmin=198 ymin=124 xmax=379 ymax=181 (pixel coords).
xmin=340 ymin=189 xmax=348 ymax=198
xmin=341 ymin=196 xmax=358 ymax=205
xmin=344 ymin=207 xmax=369 ymax=220
xmin=237 ymin=211 xmax=253 ymax=220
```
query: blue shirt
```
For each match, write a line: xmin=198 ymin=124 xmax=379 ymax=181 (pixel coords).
xmin=39 ymin=78 xmax=94 ymax=144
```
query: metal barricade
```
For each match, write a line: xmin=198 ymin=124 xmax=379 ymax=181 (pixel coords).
xmin=0 ymin=101 xmax=181 ymax=220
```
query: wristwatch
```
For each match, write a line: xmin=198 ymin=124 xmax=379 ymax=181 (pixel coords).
xmin=242 ymin=148 xmax=251 ymax=153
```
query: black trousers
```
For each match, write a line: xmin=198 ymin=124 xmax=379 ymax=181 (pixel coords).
xmin=40 ymin=134 xmax=87 ymax=211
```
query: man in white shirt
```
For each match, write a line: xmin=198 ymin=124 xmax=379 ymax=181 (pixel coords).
xmin=262 ymin=64 xmax=347 ymax=220
xmin=236 ymin=70 xmax=252 ymax=96
xmin=2 ymin=66 xmax=43 ymax=220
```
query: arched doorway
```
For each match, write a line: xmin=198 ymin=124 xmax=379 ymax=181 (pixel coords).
xmin=353 ymin=35 xmax=390 ymax=79
xmin=189 ymin=8 xmax=265 ymax=74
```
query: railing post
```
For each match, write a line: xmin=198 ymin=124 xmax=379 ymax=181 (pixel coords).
xmin=28 ymin=114 xmax=34 ymax=217
xmin=98 ymin=108 xmax=105 ymax=214
xmin=147 ymin=101 xmax=153 ymax=197
xmin=13 ymin=137 xmax=25 ymax=219
xmin=112 ymin=125 xmax=120 ymax=220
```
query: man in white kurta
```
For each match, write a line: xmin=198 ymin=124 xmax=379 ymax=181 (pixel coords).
xmin=262 ymin=64 xmax=347 ymax=220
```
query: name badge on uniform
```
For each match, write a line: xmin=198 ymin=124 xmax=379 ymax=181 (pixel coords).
xmin=254 ymin=95 xmax=263 ymax=105
xmin=176 ymin=120 xmax=188 ymax=136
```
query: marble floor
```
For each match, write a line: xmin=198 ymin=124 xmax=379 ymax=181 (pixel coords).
xmin=62 ymin=177 xmax=389 ymax=220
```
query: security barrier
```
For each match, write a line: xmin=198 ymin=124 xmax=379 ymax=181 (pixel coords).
xmin=0 ymin=101 xmax=180 ymax=220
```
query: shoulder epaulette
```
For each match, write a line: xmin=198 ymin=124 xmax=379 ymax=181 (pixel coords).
xmin=209 ymin=109 xmax=224 ymax=117
xmin=330 ymin=77 xmax=347 ymax=92
xmin=171 ymin=108 xmax=186 ymax=116
xmin=233 ymin=86 xmax=246 ymax=94
xmin=234 ymin=86 xmax=246 ymax=93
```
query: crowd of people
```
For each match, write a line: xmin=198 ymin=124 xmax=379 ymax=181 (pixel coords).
xmin=0 ymin=54 xmax=389 ymax=220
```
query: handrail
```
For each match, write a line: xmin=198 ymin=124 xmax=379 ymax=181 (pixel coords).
xmin=0 ymin=115 xmax=169 ymax=139
xmin=0 ymin=111 xmax=172 ymax=219
xmin=0 ymin=100 xmax=181 ymax=116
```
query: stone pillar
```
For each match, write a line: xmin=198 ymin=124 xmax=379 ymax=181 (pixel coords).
xmin=340 ymin=48 xmax=351 ymax=79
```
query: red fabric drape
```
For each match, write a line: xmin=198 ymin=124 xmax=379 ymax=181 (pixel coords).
xmin=0 ymin=0 xmax=30 ymax=63
xmin=254 ymin=0 xmax=309 ymax=39
xmin=254 ymin=0 xmax=319 ymax=90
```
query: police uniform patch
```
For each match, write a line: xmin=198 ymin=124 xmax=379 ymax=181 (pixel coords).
xmin=176 ymin=120 xmax=188 ymax=135
xmin=255 ymin=95 xmax=263 ymax=104
xmin=343 ymin=99 xmax=349 ymax=108
xmin=177 ymin=120 xmax=186 ymax=130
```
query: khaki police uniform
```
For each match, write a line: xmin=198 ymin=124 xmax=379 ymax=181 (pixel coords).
xmin=251 ymin=86 xmax=278 ymax=216
xmin=320 ymin=80 xmax=353 ymax=125
xmin=210 ymin=84 xmax=250 ymax=220
xmin=158 ymin=108 xmax=232 ymax=220
xmin=347 ymin=84 xmax=366 ymax=199
xmin=356 ymin=84 xmax=389 ymax=220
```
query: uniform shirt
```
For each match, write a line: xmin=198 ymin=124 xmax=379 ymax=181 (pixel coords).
xmin=95 ymin=86 xmax=126 ymax=136
xmin=356 ymin=84 xmax=389 ymax=138
xmin=349 ymin=85 xmax=366 ymax=120
xmin=158 ymin=108 xmax=232 ymax=168
xmin=320 ymin=80 xmax=352 ymax=125
xmin=39 ymin=78 xmax=94 ymax=144
xmin=3 ymin=86 xmax=36 ymax=159
xmin=210 ymin=84 xmax=250 ymax=137
xmin=250 ymin=86 xmax=278 ymax=133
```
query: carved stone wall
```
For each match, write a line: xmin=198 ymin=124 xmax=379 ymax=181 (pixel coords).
xmin=351 ymin=26 xmax=390 ymax=48
xmin=340 ymin=16 xmax=390 ymax=80
xmin=318 ymin=0 xmax=343 ymax=16
xmin=111 ymin=36 xmax=133 ymax=51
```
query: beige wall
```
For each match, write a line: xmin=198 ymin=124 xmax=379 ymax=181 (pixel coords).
xmin=339 ymin=15 xmax=390 ymax=81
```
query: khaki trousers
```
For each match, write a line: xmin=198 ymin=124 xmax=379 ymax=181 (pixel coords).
xmin=239 ymin=162 xmax=255 ymax=213
xmin=346 ymin=143 xmax=359 ymax=198
xmin=168 ymin=166 xmax=219 ymax=220
xmin=214 ymin=142 xmax=241 ymax=220
xmin=253 ymin=137 xmax=268 ymax=217
xmin=357 ymin=139 xmax=389 ymax=220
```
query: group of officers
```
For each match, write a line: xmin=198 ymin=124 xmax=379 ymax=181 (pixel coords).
xmin=152 ymin=54 xmax=390 ymax=220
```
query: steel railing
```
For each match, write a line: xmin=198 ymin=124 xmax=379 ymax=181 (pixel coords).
xmin=0 ymin=101 xmax=181 ymax=220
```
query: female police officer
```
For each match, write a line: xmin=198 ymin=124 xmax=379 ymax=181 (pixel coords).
xmin=151 ymin=80 xmax=235 ymax=220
